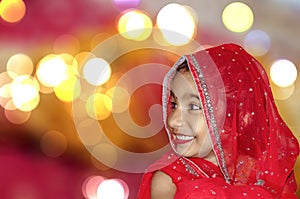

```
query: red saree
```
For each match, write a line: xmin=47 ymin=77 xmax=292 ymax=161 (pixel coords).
xmin=138 ymin=43 xmax=299 ymax=198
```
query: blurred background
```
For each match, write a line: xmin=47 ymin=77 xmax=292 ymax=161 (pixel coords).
xmin=0 ymin=0 xmax=299 ymax=198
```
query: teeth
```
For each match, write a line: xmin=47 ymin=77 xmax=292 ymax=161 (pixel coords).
xmin=176 ymin=135 xmax=194 ymax=140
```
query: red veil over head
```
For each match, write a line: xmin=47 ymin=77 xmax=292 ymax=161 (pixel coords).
xmin=138 ymin=43 xmax=299 ymax=198
xmin=161 ymin=43 xmax=299 ymax=195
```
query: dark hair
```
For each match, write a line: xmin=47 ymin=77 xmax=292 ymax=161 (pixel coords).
xmin=176 ymin=60 xmax=189 ymax=72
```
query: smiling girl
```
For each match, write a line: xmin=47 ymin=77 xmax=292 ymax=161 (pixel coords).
xmin=138 ymin=43 xmax=299 ymax=199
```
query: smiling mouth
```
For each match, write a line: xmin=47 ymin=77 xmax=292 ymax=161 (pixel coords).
xmin=173 ymin=134 xmax=195 ymax=144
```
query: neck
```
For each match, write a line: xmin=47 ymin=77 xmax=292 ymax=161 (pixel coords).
xmin=204 ymin=150 xmax=218 ymax=166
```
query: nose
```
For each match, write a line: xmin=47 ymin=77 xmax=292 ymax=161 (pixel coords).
xmin=168 ymin=107 xmax=183 ymax=129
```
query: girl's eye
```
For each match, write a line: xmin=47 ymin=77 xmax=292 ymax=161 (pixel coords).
xmin=190 ymin=104 xmax=201 ymax=110
xmin=170 ymin=102 xmax=177 ymax=109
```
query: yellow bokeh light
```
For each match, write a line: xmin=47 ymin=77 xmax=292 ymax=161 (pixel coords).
xmin=222 ymin=2 xmax=254 ymax=33
xmin=0 ymin=83 xmax=11 ymax=99
xmin=36 ymin=54 xmax=68 ymax=87
xmin=270 ymin=59 xmax=297 ymax=87
xmin=86 ymin=93 xmax=112 ymax=120
xmin=118 ymin=9 xmax=153 ymax=41
xmin=83 ymin=58 xmax=111 ymax=86
xmin=6 ymin=53 xmax=33 ymax=79
xmin=10 ymin=75 xmax=40 ymax=111
xmin=49 ymin=53 xmax=81 ymax=102
xmin=105 ymin=86 xmax=130 ymax=113
xmin=156 ymin=3 xmax=196 ymax=46
xmin=0 ymin=83 xmax=11 ymax=108
xmin=0 ymin=0 xmax=26 ymax=23
xmin=59 ymin=53 xmax=79 ymax=77
xmin=271 ymin=82 xmax=294 ymax=100
xmin=54 ymin=76 xmax=81 ymax=102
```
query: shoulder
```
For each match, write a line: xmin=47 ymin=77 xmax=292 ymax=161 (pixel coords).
xmin=151 ymin=170 xmax=176 ymax=199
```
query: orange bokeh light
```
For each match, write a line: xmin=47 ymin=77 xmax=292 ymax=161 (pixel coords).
xmin=0 ymin=0 xmax=26 ymax=23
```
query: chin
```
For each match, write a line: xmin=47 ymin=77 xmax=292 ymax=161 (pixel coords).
xmin=176 ymin=149 xmax=194 ymax=157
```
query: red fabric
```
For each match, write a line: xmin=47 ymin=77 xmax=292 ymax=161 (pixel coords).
xmin=138 ymin=43 xmax=299 ymax=198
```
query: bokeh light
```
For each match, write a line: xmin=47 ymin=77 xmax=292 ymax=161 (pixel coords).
xmin=54 ymin=76 xmax=81 ymax=102
xmin=83 ymin=58 xmax=111 ymax=86
xmin=117 ymin=9 xmax=153 ymax=41
xmin=0 ymin=72 xmax=13 ymax=87
xmin=183 ymin=5 xmax=198 ymax=27
xmin=4 ymin=99 xmax=17 ymax=111
xmin=270 ymin=59 xmax=297 ymax=87
xmin=10 ymin=75 xmax=40 ymax=111
xmin=86 ymin=93 xmax=112 ymax=120
xmin=97 ymin=179 xmax=129 ymax=199
xmin=59 ymin=53 xmax=79 ymax=76
xmin=0 ymin=0 xmax=26 ymax=23
xmin=105 ymin=86 xmax=130 ymax=113
xmin=52 ymin=53 xmax=80 ymax=102
xmin=40 ymin=130 xmax=67 ymax=158
xmin=82 ymin=175 xmax=106 ymax=199
xmin=271 ymin=83 xmax=294 ymax=100
xmin=4 ymin=108 xmax=31 ymax=124
xmin=244 ymin=29 xmax=271 ymax=56
xmin=0 ymin=72 xmax=13 ymax=108
xmin=6 ymin=53 xmax=34 ymax=78
xmin=53 ymin=34 xmax=81 ymax=55
xmin=222 ymin=2 xmax=254 ymax=32
xmin=36 ymin=54 xmax=68 ymax=87
xmin=0 ymin=83 xmax=11 ymax=108
xmin=156 ymin=3 xmax=197 ymax=46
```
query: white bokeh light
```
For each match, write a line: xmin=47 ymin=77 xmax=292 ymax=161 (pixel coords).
xmin=36 ymin=55 xmax=68 ymax=87
xmin=10 ymin=75 xmax=40 ymax=111
xmin=156 ymin=3 xmax=196 ymax=46
xmin=96 ymin=179 xmax=128 ymax=199
xmin=244 ymin=29 xmax=271 ymax=56
xmin=83 ymin=58 xmax=111 ymax=86
xmin=270 ymin=59 xmax=297 ymax=87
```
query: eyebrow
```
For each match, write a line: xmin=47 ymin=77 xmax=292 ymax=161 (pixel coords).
xmin=170 ymin=91 xmax=200 ymax=101
xmin=189 ymin=94 xmax=200 ymax=100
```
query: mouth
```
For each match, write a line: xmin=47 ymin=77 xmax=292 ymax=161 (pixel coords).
xmin=173 ymin=134 xmax=195 ymax=144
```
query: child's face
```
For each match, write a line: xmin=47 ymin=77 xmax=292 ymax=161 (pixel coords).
xmin=168 ymin=71 xmax=213 ymax=158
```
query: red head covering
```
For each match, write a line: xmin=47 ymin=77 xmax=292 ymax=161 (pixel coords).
xmin=138 ymin=43 xmax=299 ymax=199
xmin=161 ymin=43 xmax=299 ymax=195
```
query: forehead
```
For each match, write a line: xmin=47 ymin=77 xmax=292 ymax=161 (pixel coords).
xmin=170 ymin=71 xmax=198 ymax=96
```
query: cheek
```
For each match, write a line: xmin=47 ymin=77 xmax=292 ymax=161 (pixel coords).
xmin=194 ymin=119 xmax=207 ymax=138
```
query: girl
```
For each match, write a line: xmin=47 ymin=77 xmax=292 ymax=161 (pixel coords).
xmin=138 ymin=43 xmax=299 ymax=198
